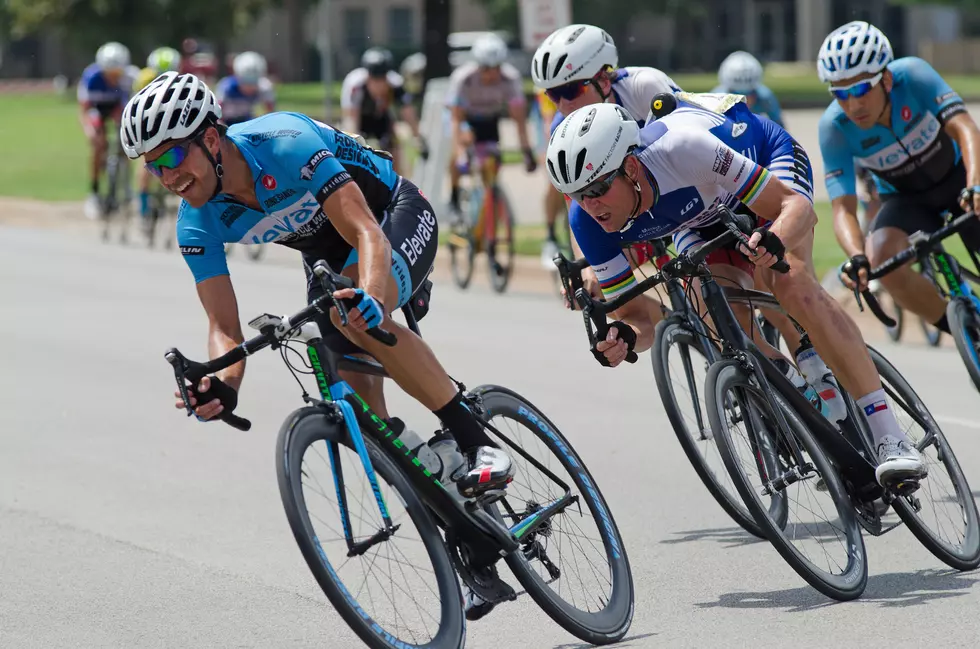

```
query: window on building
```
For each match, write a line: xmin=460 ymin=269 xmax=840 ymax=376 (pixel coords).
xmin=388 ymin=7 xmax=415 ymax=48
xmin=344 ymin=8 xmax=370 ymax=56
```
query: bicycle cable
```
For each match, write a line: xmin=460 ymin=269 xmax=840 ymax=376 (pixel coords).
xmin=280 ymin=342 xmax=314 ymax=400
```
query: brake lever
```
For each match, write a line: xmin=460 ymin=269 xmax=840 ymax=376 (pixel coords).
xmin=164 ymin=348 xmax=195 ymax=418
xmin=312 ymin=260 xmax=351 ymax=326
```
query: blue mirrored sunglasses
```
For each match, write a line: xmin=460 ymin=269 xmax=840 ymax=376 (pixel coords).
xmin=829 ymin=72 xmax=883 ymax=101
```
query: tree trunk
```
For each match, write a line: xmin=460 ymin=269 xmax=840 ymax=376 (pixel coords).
xmin=284 ymin=0 xmax=306 ymax=81
xmin=423 ymin=0 xmax=451 ymax=82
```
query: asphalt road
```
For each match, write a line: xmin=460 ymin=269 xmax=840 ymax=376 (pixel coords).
xmin=3 ymin=220 xmax=980 ymax=649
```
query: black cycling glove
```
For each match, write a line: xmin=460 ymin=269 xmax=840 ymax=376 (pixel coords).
xmin=591 ymin=321 xmax=637 ymax=367
xmin=841 ymin=254 xmax=870 ymax=283
xmin=189 ymin=375 xmax=239 ymax=416
xmin=751 ymin=227 xmax=786 ymax=261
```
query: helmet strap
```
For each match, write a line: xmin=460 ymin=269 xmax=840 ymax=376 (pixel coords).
xmin=195 ymin=130 xmax=224 ymax=200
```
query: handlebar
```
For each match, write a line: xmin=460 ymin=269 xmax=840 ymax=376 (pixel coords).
xmin=848 ymin=210 xmax=977 ymax=328
xmin=552 ymin=205 xmax=791 ymax=365
xmin=165 ymin=260 xmax=397 ymax=430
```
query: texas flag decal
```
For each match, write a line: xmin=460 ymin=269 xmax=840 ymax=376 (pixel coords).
xmin=863 ymin=400 xmax=888 ymax=417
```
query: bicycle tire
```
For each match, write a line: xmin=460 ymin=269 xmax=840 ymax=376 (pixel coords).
xmin=487 ymin=188 xmax=515 ymax=294
xmin=448 ymin=189 xmax=476 ymax=290
xmin=875 ymin=288 xmax=904 ymax=342
xmin=919 ymin=265 xmax=943 ymax=347
xmin=651 ymin=319 xmax=768 ymax=538
xmin=706 ymin=360 xmax=868 ymax=601
xmin=276 ymin=406 xmax=465 ymax=649
xmin=868 ymin=346 xmax=980 ymax=570
xmin=946 ymin=298 xmax=980 ymax=393
xmin=474 ymin=385 xmax=634 ymax=645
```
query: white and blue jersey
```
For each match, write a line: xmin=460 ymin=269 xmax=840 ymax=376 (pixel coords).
xmin=177 ymin=112 xmax=399 ymax=284
xmin=215 ymin=75 xmax=276 ymax=125
xmin=549 ymin=66 xmax=681 ymax=135
xmin=572 ymin=95 xmax=813 ymax=299
xmin=76 ymin=63 xmax=130 ymax=112
xmin=710 ymin=83 xmax=783 ymax=126
xmin=818 ymin=57 xmax=967 ymax=200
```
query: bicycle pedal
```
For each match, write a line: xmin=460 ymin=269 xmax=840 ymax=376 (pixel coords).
xmin=465 ymin=488 xmax=507 ymax=511
xmin=887 ymin=478 xmax=921 ymax=497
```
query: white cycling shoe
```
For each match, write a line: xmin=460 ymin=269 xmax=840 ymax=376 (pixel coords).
xmin=874 ymin=435 xmax=927 ymax=486
xmin=540 ymin=238 xmax=559 ymax=270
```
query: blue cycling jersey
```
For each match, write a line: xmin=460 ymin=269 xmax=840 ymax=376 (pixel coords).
xmin=215 ymin=75 xmax=276 ymax=124
xmin=76 ymin=63 xmax=130 ymax=108
xmin=177 ymin=111 xmax=399 ymax=283
xmin=818 ymin=57 xmax=967 ymax=200
xmin=571 ymin=95 xmax=807 ymax=300
xmin=710 ymin=83 xmax=783 ymax=126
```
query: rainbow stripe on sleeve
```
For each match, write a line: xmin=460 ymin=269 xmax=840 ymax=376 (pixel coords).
xmin=734 ymin=165 xmax=771 ymax=205
xmin=599 ymin=266 xmax=637 ymax=299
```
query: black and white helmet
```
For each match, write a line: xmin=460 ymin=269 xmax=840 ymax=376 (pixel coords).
xmin=546 ymin=103 xmax=639 ymax=195
xmin=120 ymin=71 xmax=221 ymax=159
xmin=531 ymin=24 xmax=618 ymax=90
xmin=817 ymin=21 xmax=893 ymax=84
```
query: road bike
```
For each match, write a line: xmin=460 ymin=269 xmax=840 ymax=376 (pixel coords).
xmin=98 ymin=126 xmax=133 ymax=245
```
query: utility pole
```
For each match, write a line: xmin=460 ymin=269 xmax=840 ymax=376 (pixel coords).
xmin=423 ymin=0 xmax=452 ymax=82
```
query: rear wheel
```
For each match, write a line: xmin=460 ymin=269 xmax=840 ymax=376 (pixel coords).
xmin=918 ymin=265 xmax=943 ymax=347
xmin=447 ymin=187 xmax=476 ymax=290
xmin=474 ymin=386 xmax=634 ymax=645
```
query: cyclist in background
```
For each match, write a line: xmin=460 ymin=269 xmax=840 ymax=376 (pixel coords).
xmin=78 ymin=41 xmax=133 ymax=220
xmin=445 ymin=33 xmax=537 ymax=218
xmin=215 ymin=51 xmax=276 ymax=126
xmin=712 ymin=50 xmax=783 ymax=126
xmin=817 ymin=21 xmax=980 ymax=336
xmin=340 ymin=47 xmax=426 ymax=175
xmin=179 ymin=38 xmax=219 ymax=83
xmin=134 ymin=47 xmax=182 ymax=226
xmin=530 ymin=24 xmax=680 ymax=268
xmin=535 ymin=87 xmax=569 ymax=267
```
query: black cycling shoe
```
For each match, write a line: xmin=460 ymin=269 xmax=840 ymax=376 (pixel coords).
xmin=455 ymin=446 xmax=515 ymax=498
xmin=464 ymin=588 xmax=496 ymax=621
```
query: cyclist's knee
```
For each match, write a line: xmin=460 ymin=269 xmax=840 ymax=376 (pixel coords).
xmin=866 ymin=227 xmax=908 ymax=267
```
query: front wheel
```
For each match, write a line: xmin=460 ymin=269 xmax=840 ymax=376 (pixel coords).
xmin=276 ymin=407 xmax=465 ymax=649
xmin=486 ymin=187 xmax=515 ymax=294
xmin=946 ymin=298 xmax=980 ymax=393
xmin=706 ymin=360 xmax=868 ymax=601
xmin=651 ymin=319 xmax=768 ymax=538
xmin=473 ymin=386 xmax=634 ymax=645
xmin=447 ymin=189 xmax=476 ymax=290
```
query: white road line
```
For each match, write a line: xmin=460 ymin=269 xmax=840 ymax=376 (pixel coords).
xmin=936 ymin=415 xmax=980 ymax=430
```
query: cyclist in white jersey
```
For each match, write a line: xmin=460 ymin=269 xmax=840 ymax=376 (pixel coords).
xmin=530 ymin=24 xmax=681 ymax=265
xmin=547 ymin=102 xmax=924 ymax=486
xmin=445 ymin=34 xmax=536 ymax=217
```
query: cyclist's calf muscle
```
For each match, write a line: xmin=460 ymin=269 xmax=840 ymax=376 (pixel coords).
xmin=868 ymin=226 xmax=946 ymax=322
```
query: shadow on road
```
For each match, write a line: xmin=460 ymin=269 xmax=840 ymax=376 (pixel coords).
xmin=552 ymin=632 xmax=658 ymax=649
xmin=695 ymin=568 xmax=980 ymax=612
xmin=660 ymin=526 xmax=765 ymax=548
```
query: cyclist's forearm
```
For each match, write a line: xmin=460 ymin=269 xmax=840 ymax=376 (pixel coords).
xmin=358 ymin=226 xmax=392 ymax=302
xmin=209 ymin=326 xmax=245 ymax=391
xmin=945 ymin=114 xmax=980 ymax=187
xmin=831 ymin=196 xmax=865 ymax=258
xmin=509 ymin=104 xmax=532 ymax=149
xmin=766 ymin=193 xmax=815 ymax=252
xmin=401 ymin=105 xmax=421 ymax=138
xmin=613 ymin=296 xmax=659 ymax=353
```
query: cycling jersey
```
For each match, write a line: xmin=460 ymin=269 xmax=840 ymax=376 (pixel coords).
xmin=340 ymin=68 xmax=411 ymax=141
xmin=571 ymin=96 xmax=812 ymax=299
xmin=818 ymin=57 xmax=967 ymax=200
xmin=549 ymin=67 xmax=681 ymax=135
xmin=446 ymin=62 xmax=526 ymax=142
xmin=77 ymin=63 xmax=130 ymax=114
xmin=134 ymin=67 xmax=159 ymax=92
xmin=215 ymin=75 xmax=276 ymax=125
xmin=710 ymin=83 xmax=783 ymax=126
xmin=176 ymin=111 xmax=401 ymax=284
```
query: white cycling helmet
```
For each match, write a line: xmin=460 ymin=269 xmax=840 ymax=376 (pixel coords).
xmin=233 ymin=51 xmax=267 ymax=84
xmin=718 ymin=51 xmax=763 ymax=93
xmin=546 ymin=102 xmax=639 ymax=195
xmin=148 ymin=47 xmax=182 ymax=74
xmin=817 ymin=21 xmax=893 ymax=84
xmin=96 ymin=42 xmax=131 ymax=71
xmin=120 ymin=71 xmax=222 ymax=159
xmin=471 ymin=34 xmax=509 ymax=68
xmin=532 ymin=24 xmax=618 ymax=89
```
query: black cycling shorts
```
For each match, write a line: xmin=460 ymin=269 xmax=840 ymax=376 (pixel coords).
xmin=870 ymin=162 xmax=980 ymax=251
xmin=302 ymin=178 xmax=438 ymax=355
xmin=359 ymin=113 xmax=396 ymax=148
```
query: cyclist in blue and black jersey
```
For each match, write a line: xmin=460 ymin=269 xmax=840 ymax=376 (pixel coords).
xmin=712 ymin=50 xmax=784 ymax=127
xmin=118 ymin=72 xmax=515 ymax=504
xmin=547 ymin=99 xmax=925 ymax=485
xmin=817 ymin=21 xmax=980 ymax=337
xmin=215 ymin=51 xmax=276 ymax=126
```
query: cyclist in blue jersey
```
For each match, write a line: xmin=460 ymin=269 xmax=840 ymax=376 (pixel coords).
xmin=215 ymin=51 xmax=276 ymax=126
xmin=817 ymin=21 xmax=980 ymax=336
xmin=118 ymin=71 xmax=515 ymax=501
xmin=712 ymin=50 xmax=784 ymax=127
xmin=78 ymin=41 xmax=133 ymax=219
xmin=530 ymin=24 xmax=681 ymax=266
xmin=547 ymin=100 xmax=924 ymax=485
